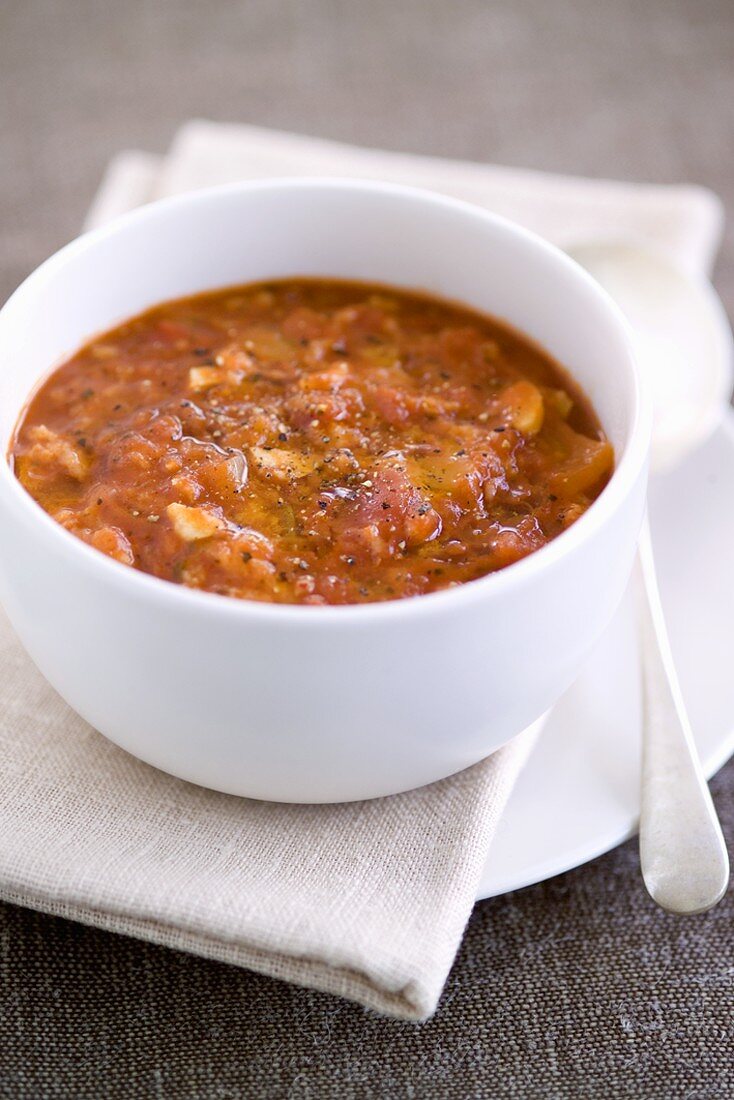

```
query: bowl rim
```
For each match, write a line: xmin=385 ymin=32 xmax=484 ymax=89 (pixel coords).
xmin=0 ymin=176 xmax=652 ymax=626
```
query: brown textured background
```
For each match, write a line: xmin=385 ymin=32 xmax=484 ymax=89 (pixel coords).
xmin=1 ymin=1 xmax=733 ymax=1096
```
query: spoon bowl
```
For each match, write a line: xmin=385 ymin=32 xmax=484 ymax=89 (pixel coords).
xmin=567 ymin=242 xmax=733 ymax=472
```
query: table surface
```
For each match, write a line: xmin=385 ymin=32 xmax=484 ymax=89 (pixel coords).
xmin=1 ymin=1 xmax=733 ymax=1096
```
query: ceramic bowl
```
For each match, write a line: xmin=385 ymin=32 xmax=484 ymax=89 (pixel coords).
xmin=0 ymin=180 xmax=650 ymax=801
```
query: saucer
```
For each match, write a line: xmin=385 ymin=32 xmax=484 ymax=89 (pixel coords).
xmin=478 ymin=411 xmax=734 ymax=899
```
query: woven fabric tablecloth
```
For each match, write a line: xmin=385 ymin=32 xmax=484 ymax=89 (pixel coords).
xmin=1 ymin=1 xmax=733 ymax=1096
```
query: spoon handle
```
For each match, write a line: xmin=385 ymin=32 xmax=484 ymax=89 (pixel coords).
xmin=638 ymin=516 xmax=729 ymax=913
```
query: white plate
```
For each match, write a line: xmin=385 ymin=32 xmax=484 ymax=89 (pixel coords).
xmin=478 ymin=411 xmax=734 ymax=899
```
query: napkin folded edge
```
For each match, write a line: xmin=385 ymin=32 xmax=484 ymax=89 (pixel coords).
xmin=0 ymin=723 xmax=538 ymax=1021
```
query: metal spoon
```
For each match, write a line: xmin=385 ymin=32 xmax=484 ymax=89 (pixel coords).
xmin=568 ymin=242 xmax=732 ymax=914
xmin=637 ymin=517 xmax=729 ymax=912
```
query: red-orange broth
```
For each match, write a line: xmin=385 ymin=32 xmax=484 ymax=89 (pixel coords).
xmin=11 ymin=279 xmax=614 ymax=604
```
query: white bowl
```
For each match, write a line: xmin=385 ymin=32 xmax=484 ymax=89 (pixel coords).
xmin=0 ymin=180 xmax=650 ymax=802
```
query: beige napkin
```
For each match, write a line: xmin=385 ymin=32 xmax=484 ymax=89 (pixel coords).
xmin=0 ymin=121 xmax=723 ymax=1021
xmin=87 ymin=120 xmax=723 ymax=276
xmin=0 ymin=604 xmax=537 ymax=1021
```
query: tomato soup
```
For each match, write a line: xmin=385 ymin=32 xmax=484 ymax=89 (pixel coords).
xmin=11 ymin=279 xmax=613 ymax=605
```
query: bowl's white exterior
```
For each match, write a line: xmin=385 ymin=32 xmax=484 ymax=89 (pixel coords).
xmin=0 ymin=180 xmax=650 ymax=802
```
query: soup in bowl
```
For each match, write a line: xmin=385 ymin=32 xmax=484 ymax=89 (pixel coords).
xmin=12 ymin=278 xmax=614 ymax=605
xmin=0 ymin=180 xmax=650 ymax=802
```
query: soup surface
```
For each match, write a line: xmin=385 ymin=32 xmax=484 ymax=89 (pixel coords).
xmin=11 ymin=279 xmax=613 ymax=605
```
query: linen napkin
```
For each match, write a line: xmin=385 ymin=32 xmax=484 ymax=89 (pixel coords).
xmin=0 ymin=122 xmax=723 ymax=1022
xmin=87 ymin=120 xmax=723 ymax=277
